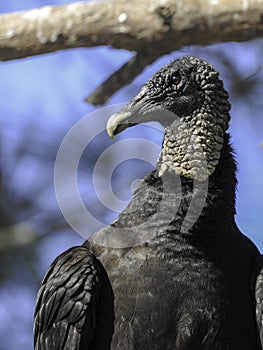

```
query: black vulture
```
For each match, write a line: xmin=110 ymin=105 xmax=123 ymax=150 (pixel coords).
xmin=34 ymin=56 xmax=263 ymax=349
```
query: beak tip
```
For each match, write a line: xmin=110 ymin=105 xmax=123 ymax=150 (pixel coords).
xmin=106 ymin=111 xmax=130 ymax=139
xmin=106 ymin=113 xmax=119 ymax=139
xmin=107 ymin=129 xmax=115 ymax=139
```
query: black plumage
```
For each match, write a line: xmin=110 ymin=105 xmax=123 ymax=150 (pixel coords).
xmin=34 ymin=56 xmax=263 ymax=349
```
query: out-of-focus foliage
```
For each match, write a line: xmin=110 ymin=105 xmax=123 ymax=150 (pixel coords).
xmin=0 ymin=2 xmax=263 ymax=349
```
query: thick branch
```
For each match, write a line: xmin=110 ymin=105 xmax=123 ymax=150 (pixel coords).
xmin=1 ymin=0 xmax=263 ymax=61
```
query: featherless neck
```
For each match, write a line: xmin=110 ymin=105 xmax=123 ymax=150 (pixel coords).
xmin=157 ymin=108 xmax=231 ymax=181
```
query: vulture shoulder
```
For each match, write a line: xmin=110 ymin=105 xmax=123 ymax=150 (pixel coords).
xmin=34 ymin=246 xmax=114 ymax=350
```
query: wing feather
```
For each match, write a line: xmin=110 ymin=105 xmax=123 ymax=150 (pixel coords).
xmin=34 ymin=245 xmax=114 ymax=350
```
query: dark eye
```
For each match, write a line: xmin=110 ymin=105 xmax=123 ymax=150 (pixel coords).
xmin=170 ymin=72 xmax=181 ymax=86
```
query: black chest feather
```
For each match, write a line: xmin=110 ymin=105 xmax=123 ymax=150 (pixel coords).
xmin=97 ymin=233 xmax=258 ymax=350
xmin=90 ymin=159 xmax=260 ymax=349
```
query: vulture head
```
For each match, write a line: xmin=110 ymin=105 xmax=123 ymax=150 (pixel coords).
xmin=107 ymin=56 xmax=231 ymax=181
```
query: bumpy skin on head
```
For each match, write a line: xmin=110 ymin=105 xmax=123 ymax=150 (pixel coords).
xmin=107 ymin=56 xmax=231 ymax=180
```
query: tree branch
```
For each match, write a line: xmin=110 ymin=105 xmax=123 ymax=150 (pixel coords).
xmin=85 ymin=49 xmax=163 ymax=105
xmin=1 ymin=0 xmax=263 ymax=61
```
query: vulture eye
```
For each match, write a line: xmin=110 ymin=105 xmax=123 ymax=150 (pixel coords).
xmin=170 ymin=72 xmax=181 ymax=86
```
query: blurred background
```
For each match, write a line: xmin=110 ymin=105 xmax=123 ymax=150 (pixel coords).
xmin=1 ymin=1 xmax=263 ymax=349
